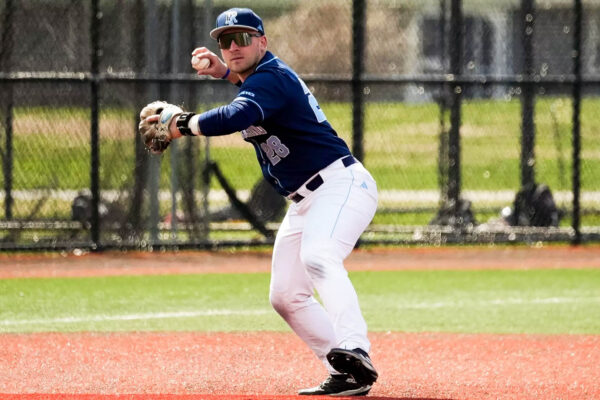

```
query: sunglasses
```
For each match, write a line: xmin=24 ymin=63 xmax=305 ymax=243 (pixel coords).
xmin=218 ymin=32 xmax=262 ymax=50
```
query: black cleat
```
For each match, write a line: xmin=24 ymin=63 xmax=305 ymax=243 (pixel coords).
xmin=326 ymin=348 xmax=378 ymax=386
xmin=298 ymin=374 xmax=372 ymax=396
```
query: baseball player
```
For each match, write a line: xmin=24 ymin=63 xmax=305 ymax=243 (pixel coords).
xmin=139 ymin=8 xmax=378 ymax=396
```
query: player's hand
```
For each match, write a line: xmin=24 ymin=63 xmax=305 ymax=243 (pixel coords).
xmin=138 ymin=101 xmax=183 ymax=154
xmin=191 ymin=47 xmax=229 ymax=79
xmin=143 ymin=115 xmax=182 ymax=140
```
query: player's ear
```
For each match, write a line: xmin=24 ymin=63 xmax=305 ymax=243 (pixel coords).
xmin=259 ymin=35 xmax=268 ymax=51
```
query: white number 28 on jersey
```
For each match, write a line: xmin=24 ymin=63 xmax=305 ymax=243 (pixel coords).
xmin=261 ymin=135 xmax=290 ymax=165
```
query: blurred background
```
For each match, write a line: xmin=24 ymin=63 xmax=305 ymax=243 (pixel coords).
xmin=0 ymin=0 xmax=599 ymax=250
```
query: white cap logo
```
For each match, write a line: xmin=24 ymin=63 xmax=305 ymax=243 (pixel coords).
xmin=224 ymin=11 xmax=238 ymax=25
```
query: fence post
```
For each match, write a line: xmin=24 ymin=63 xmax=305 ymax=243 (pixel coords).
xmin=431 ymin=0 xmax=474 ymax=227
xmin=352 ymin=0 xmax=366 ymax=162
xmin=169 ymin=0 xmax=181 ymax=239
xmin=572 ymin=0 xmax=582 ymax=244
xmin=129 ymin=0 xmax=148 ymax=239
xmin=146 ymin=0 xmax=161 ymax=244
xmin=0 ymin=0 xmax=14 ymax=220
xmin=520 ymin=0 xmax=536 ymax=189
xmin=201 ymin=0 xmax=213 ymax=240
xmin=437 ymin=0 xmax=449 ymax=195
xmin=90 ymin=0 xmax=101 ymax=248
xmin=448 ymin=0 xmax=463 ymax=221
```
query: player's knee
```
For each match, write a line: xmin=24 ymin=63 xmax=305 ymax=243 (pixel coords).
xmin=269 ymin=290 xmax=310 ymax=316
xmin=269 ymin=290 xmax=291 ymax=316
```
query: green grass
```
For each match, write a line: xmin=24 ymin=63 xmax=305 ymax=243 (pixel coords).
xmin=5 ymin=96 xmax=600 ymax=191
xmin=1 ymin=268 xmax=599 ymax=334
xmin=4 ymin=97 xmax=600 ymax=225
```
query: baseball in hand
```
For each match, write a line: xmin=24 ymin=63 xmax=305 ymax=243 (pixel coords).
xmin=191 ymin=56 xmax=210 ymax=70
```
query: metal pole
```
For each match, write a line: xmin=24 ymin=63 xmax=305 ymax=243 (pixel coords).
xmin=146 ymin=0 xmax=161 ymax=244
xmin=520 ymin=0 xmax=536 ymax=188
xmin=183 ymin=0 xmax=201 ymax=240
xmin=90 ymin=0 xmax=101 ymax=248
xmin=571 ymin=0 xmax=582 ymax=244
xmin=1 ymin=0 xmax=14 ymax=220
xmin=169 ymin=0 xmax=180 ymax=239
xmin=437 ymin=0 xmax=449 ymax=198
xmin=2 ymin=94 xmax=12 ymax=221
xmin=202 ymin=0 xmax=212 ymax=238
xmin=351 ymin=0 xmax=366 ymax=162
xmin=130 ymin=0 xmax=147 ymax=238
xmin=448 ymin=0 xmax=463 ymax=218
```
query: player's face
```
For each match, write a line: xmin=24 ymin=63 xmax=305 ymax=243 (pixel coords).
xmin=219 ymin=28 xmax=267 ymax=80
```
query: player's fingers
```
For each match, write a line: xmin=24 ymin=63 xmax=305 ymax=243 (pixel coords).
xmin=194 ymin=49 xmax=223 ymax=65
xmin=190 ymin=48 xmax=228 ymax=79
xmin=191 ymin=47 xmax=209 ymax=57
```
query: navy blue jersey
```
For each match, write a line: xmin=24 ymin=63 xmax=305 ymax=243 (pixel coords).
xmin=198 ymin=51 xmax=351 ymax=195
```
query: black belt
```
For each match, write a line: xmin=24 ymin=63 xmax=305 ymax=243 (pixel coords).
xmin=290 ymin=156 xmax=357 ymax=203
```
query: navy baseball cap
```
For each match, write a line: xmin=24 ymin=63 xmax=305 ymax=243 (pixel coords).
xmin=210 ymin=8 xmax=265 ymax=40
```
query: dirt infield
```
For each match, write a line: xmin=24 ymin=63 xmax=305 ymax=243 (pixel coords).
xmin=2 ymin=331 xmax=599 ymax=399
xmin=2 ymin=245 xmax=600 ymax=399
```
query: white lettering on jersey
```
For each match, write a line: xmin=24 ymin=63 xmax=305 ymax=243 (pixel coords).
xmin=242 ymin=125 xmax=268 ymax=139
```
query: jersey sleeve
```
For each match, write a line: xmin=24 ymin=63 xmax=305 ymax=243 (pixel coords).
xmin=233 ymin=70 xmax=287 ymax=122
xmin=197 ymin=70 xmax=286 ymax=137
xmin=198 ymin=98 xmax=262 ymax=137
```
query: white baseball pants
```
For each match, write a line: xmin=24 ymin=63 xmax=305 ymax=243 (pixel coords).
xmin=269 ymin=157 xmax=378 ymax=373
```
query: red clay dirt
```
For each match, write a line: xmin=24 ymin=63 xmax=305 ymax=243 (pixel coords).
xmin=2 ymin=331 xmax=599 ymax=400
xmin=2 ymin=245 xmax=600 ymax=400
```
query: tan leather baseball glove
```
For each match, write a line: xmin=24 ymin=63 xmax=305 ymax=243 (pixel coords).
xmin=138 ymin=101 xmax=183 ymax=154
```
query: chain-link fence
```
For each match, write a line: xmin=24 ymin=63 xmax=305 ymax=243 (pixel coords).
xmin=0 ymin=0 xmax=599 ymax=250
